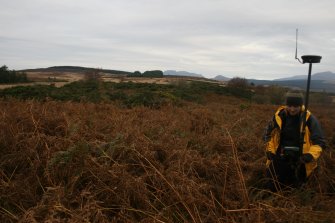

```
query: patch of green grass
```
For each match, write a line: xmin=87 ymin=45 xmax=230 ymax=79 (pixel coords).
xmin=0 ymin=85 xmax=55 ymax=100
xmin=0 ymin=79 xmax=253 ymax=106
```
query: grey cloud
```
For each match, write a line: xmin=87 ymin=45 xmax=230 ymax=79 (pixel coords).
xmin=1 ymin=0 xmax=334 ymax=79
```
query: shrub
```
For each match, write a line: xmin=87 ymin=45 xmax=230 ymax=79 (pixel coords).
xmin=84 ymin=68 xmax=102 ymax=81
xmin=252 ymin=94 xmax=270 ymax=104
xmin=124 ymin=91 xmax=168 ymax=108
xmin=0 ymin=65 xmax=28 ymax=83
xmin=268 ymin=86 xmax=286 ymax=105
xmin=225 ymin=77 xmax=254 ymax=99
xmin=227 ymin=77 xmax=249 ymax=89
xmin=309 ymin=92 xmax=333 ymax=105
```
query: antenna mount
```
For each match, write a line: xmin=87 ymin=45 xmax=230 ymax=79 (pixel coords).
xmin=301 ymin=55 xmax=322 ymax=64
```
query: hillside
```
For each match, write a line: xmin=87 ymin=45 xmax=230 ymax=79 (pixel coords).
xmin=21 ymin=66 xmax=132 ymax=75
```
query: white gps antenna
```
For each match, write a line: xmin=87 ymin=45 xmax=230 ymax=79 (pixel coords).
xmin=295 ymin=29 xmax=322 ymax=64
xmin=295 ymin=29 xmax=303 ymax=64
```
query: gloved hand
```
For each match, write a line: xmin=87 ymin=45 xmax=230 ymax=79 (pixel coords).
xmin=300 ymin=153 xmax=314 ymax=163
xmin=266 ymin=151 xmax=276 ymax=160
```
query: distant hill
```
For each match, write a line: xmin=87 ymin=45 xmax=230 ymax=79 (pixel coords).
xmin=212 ymin=75 xmax=231 ymax=81
xmin=273 ymin=75 xmax=306 ymax=81
xmin=21 ymin=66 xmax=132 ymax=75
xmin=253 ymin=71 xmax=335 ymax=93
xmin=248 ymin=79 xmax=335 ymax=93
xmin=313 ymin=71 xmax=335 ymax=80
xmin=163 ymin=70 xmax=204 ymax=78
xmin=274 ymin=71 xmax=335 ymax=81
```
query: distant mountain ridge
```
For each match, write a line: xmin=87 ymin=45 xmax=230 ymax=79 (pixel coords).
xmin=313 ymin=71 xmax=335 ymax=80
xmin=274 ymin=71 xmax=335 ymax=81
xmin=163 ymin=70 xmax=204 ymax=78
xmin=212 ymin=75 xmax=231 ymax=81
xmin=164 ymin=70 xmax=232 ymax=81
xmin=248 ymin=72 xmax=335 ymax=93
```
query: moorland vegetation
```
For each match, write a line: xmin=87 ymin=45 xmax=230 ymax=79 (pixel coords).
xmin=0 ymin=71 xmax=335 ymax=222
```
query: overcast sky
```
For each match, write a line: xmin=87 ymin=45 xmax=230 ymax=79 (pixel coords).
xmin=1 ymin=0 xmax=334 ymax=79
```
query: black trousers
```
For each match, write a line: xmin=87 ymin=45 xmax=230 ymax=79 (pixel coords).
xmin=266 ymin=156 xmax=307 ymax=191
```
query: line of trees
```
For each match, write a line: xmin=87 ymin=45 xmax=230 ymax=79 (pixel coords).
xmin=128 ymin=70 xmax=163 ymax=78
xmin=0 ymin=65 xmax=28 ymax=83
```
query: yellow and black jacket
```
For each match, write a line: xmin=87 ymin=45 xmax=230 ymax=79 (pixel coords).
xmin=264 ymin=106 xmax=325 ymax=177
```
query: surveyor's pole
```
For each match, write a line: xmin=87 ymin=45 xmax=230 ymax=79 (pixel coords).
xmin=299 ymin=55 xmax=321 ymax=155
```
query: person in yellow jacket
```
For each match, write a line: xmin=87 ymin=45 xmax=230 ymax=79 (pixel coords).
xmin=263 ymin=92 xmax=325 ymax=191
